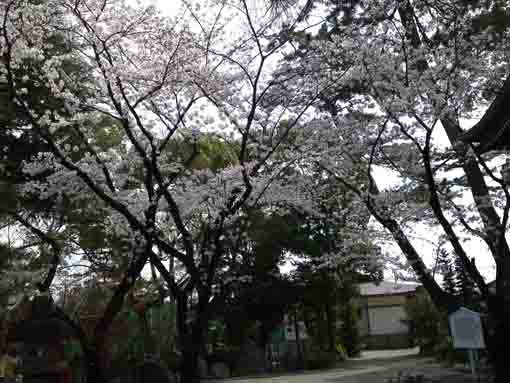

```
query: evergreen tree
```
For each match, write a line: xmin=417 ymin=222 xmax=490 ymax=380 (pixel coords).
xmin=454 ymin=256 xmax=478 ymax=308
xmin=437 ymin=250 xmax=457 ymax=296
xmin=443 ymin=263 xmax=457 ymax=297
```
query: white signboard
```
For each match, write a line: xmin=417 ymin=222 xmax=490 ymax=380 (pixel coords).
xmin=449 ymin=307 xmax=486 ymax=349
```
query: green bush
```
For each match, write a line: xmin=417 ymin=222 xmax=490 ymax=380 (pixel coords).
xmin=403 ymin=291 xmax=445 ymax=356
xmin=335 ymin=343 xmax=347 ymax=361
xmin=433 ymin=337 xmax=455 ymax=365
xmin=433 ymin=337 xmax=468 ymax=366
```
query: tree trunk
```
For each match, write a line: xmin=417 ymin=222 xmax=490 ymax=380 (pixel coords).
xmin=491 ymin=307 xmax=510 ymax=383
xmin=176 ymin=294 xmax=195 ymax=383
xmin=325 ymin=299 xmax=336 ymax=352
xmin=178 ymin=292 xmax=210 ymax=383
xmin=53 ymin=307 xmax=108 ymax=383
xmin=181 ymin=336 xmax=202 ymax=383
xmin=84 ymin=348 xmax=109 ymax=383
xmin=488 ymin=259 xmax=510 ymax=383
xmin=294 ymin=308 xmax=304 ymax=369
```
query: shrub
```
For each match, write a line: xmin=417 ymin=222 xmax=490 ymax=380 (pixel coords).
xmin=402 ymin=291 xmax=445 ymax=356
xmin=433 ymin=337 xmax=468 ymax=366
xmin=335 ymin=343 xmax=347 ymax=361
xmin=433 ymin=337 xmax=456 ymax=365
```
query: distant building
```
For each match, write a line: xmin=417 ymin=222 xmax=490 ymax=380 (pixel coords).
xmin=356 ymin=281 xmax=420 ymax=350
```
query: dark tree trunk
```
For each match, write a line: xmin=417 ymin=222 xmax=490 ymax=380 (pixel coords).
xmin=490 ymin=260 xmax=510 ymax=383
xmin=84 ymin=350 xmax=109 ymax=383
xmin=491 ymin=305 xmax=510 ymax=383
xmin=176 ymin=293 xmax=189 ymax=352
xmin=325 ymin=299 xmax=336 ymax=352
xmin=53 ymin=307 xmax=108 ymax=383
xmin=181 ymin=335 xmax=202 ymax=383
xmin=177 ymin=291 xmax=211 ymax=383
xmin=294 ymin=308 xmax=304 ymax=369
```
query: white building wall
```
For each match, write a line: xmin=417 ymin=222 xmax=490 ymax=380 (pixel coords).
xmin=368 ymin=306 xmax=409 ymax=335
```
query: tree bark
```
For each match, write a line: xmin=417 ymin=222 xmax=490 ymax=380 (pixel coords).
xmin=294 ymin=307 xmax=304 ymax=369
xmin=177 ymin=291 xmax=211 ymax=383
xmin=364 ymin=177 xmax=458 ymax=312
xmin=181 ymin=326 xmax=203 ymax=383
xmin=91 ymin=249 xmax=149 ymax=371
xmin=52 ymin=306 xmax=108 ymax=383
xmin=488 ymin=258 xmax=510 ymax=383
xmin=325 ymin=298 xmax=336 ymax=352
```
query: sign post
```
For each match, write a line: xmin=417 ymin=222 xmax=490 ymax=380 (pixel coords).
xmin=449 ymin=308 xmax=485 ymax=383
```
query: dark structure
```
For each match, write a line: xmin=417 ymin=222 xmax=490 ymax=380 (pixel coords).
xmin=460 ymin=76 xmax=510 ymax=153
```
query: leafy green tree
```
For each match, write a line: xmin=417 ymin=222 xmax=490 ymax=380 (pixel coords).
xmin=403 ymin=290 xmax=444 ymax=356
xmin=217 ymin=181 xmax=378 ymax=356
xmin=219 ymin=211 xmax=302 ymax=349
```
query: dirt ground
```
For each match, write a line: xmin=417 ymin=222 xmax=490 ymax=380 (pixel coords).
xmin=331 ymin=357 xmax=491 ymax=383
xmin=212 ymin=354 xmax=492 ymax=383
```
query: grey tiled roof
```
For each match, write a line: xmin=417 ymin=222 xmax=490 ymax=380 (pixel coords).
xmin=358 ymin=281 xmax=420 ymax=297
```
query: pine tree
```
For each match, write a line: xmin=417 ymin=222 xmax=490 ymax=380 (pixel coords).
xmin=453 ymin=256 xmax=478 ymax=308
xmin=437 ymin=250 xmax=457 ymax=296
xmin=443 ymin=263 xmax=457 ymax=297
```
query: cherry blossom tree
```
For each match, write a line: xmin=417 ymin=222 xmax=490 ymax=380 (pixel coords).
xmin=267 ymin=0 xmax=510 ymax=380
xmin=1 ymin=0 xmax=347 ymax=381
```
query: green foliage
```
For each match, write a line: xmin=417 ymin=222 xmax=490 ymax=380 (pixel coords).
xmin=162 ymin=135 xmax=239 ymax=173
xmin=208 ymin=319 xmax=227 ymax=348
xmin=77 ymin=224 xmax=108 ymax=251
xmin=0 ymin=182 xmax=18 ymax=212
xmin=93 ymin=118 xmax=124 ymax=152
xmin=219 ymin=210 xmax=303 ymax=349
xmin=438 ymin=250 xmax=457 ymax=296
xmin=453 ymin=256 xmax=479 ymax=309
xmin=191 ymin=136 xmax=239 ymax=171
xmin=403 ymin=290 xmax=445 ymax=356
xmin=335 ymin=343 xmax=347 ymax=361
xmin=433 ymin=336 xmax=468 ymax=366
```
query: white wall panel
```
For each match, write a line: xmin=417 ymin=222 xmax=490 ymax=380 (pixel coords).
xmin=368 ymin=306 xmax=408 ymax=335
